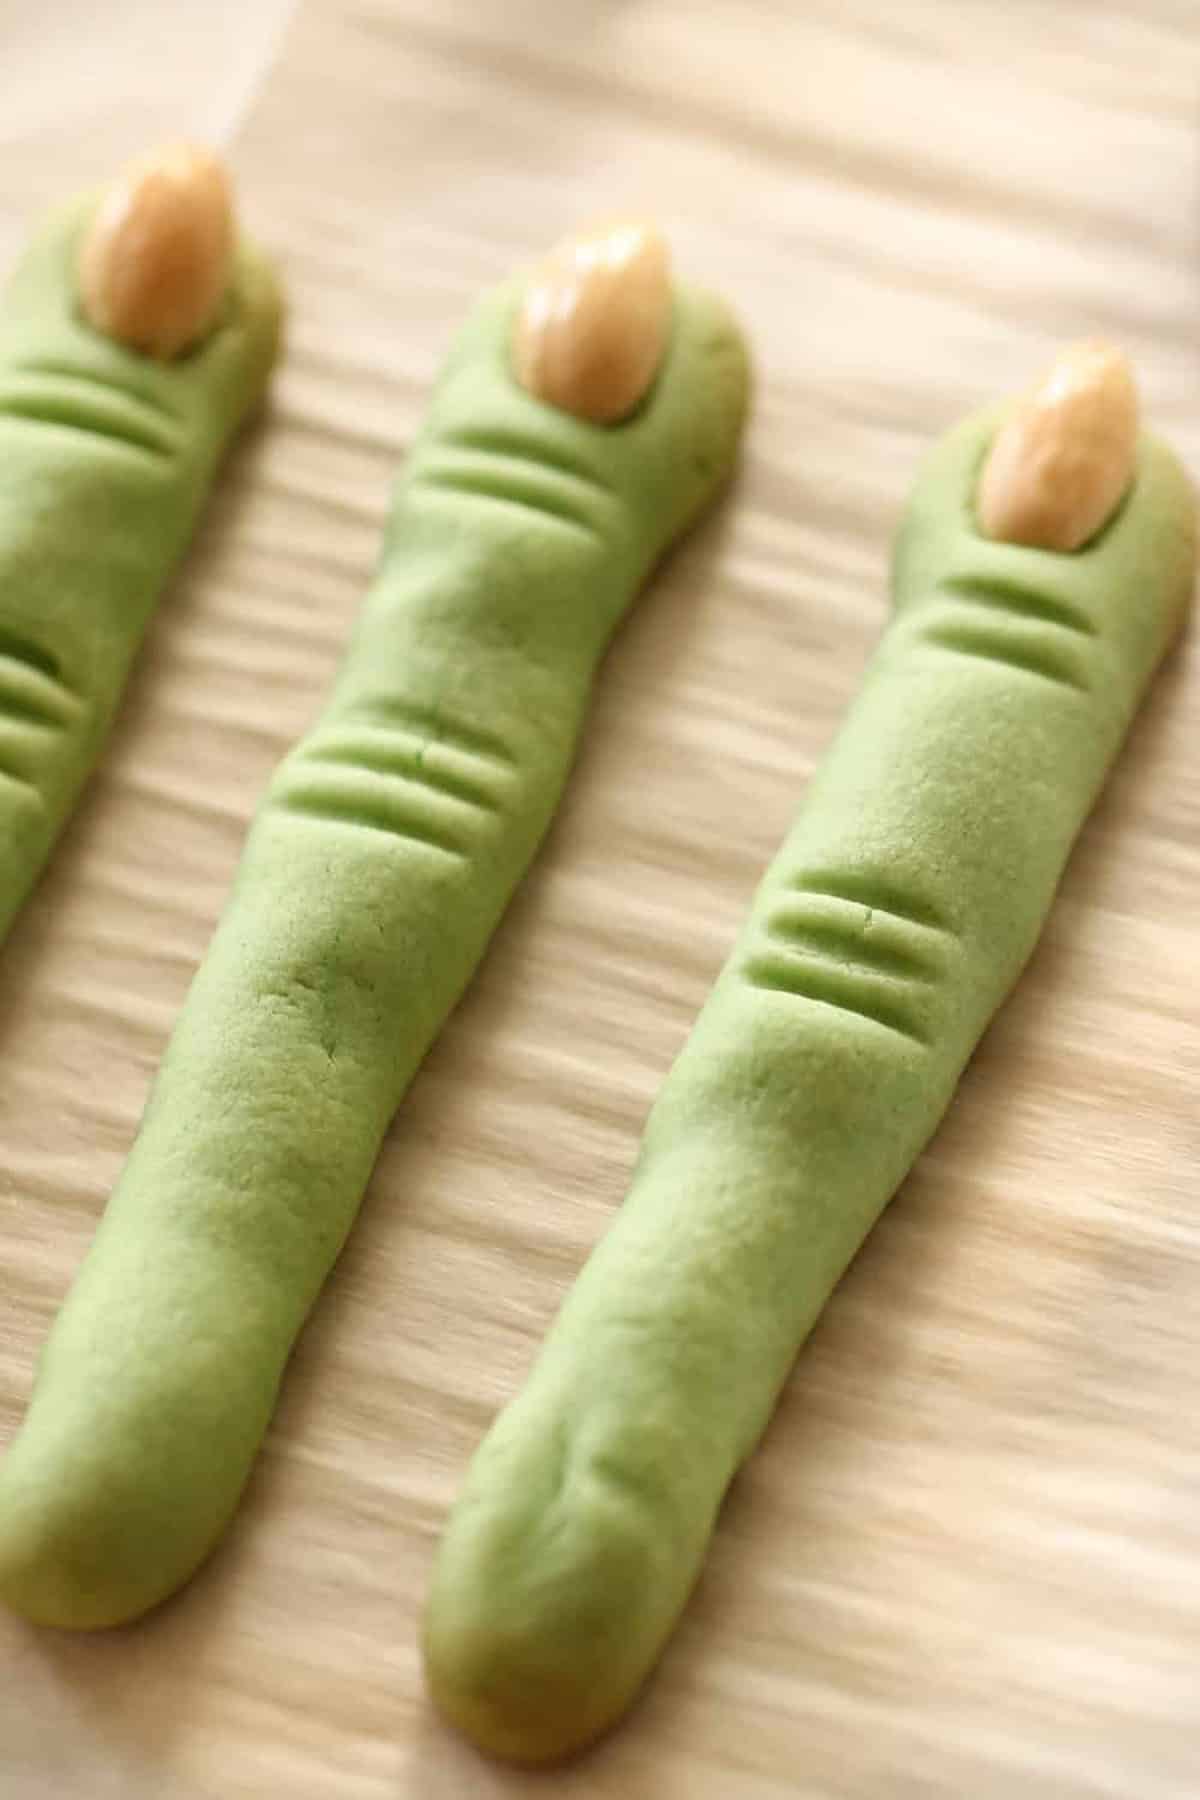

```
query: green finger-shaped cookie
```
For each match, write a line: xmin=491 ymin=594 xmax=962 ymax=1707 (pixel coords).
xmin=423 ymin=395 xmax=1197 ymax=1762
xmin=0 ymin=184 xmax=281 ymax=944
xmin=0 ymin=241 xmax=749 ymax=1628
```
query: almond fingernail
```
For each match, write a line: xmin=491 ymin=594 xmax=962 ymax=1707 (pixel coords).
xmin=978 ymin=340 xmax=1139 ymax=553
xmin=78 ymin=142 xmax=235 ymax=361
xmin=512 ymin=218 xmax=671 ymax=425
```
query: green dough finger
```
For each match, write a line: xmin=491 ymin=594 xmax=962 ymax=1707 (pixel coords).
xmin=0 ymin=262 xmax=749 ymax=1628
xmin=422 ymin=406 xmax=1197 ymax=1763
xmin=0 ymin=197 xmax=281 ymax=942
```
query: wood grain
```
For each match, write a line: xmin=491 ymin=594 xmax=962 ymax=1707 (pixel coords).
xmin=1 ymin=3 xmax=1197 ymax=1795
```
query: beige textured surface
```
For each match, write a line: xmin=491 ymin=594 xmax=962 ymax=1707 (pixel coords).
xmin=1 ymin=3 xmax=1198 ymax=1795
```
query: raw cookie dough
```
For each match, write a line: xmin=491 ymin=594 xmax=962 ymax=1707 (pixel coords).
xmin=0 ymin=262 xmax=748 ymax=1628
xmin=423 ymin=400 xmax=1197 ymax=1765
xmin=0 ymin=191 xmax=280 ymax=943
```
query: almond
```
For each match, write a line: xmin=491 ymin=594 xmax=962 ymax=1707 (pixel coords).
xmin=78 ymin=143 xmax=234 ymax=360
xmin=512 ymin=219 xmax=671 ymax=424
xmin=978 ymin=341 xmax=1138 ymax=553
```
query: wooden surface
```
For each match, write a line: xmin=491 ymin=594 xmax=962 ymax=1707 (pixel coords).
xmin=2 ymin=3 xmax=1198 ymax=1794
